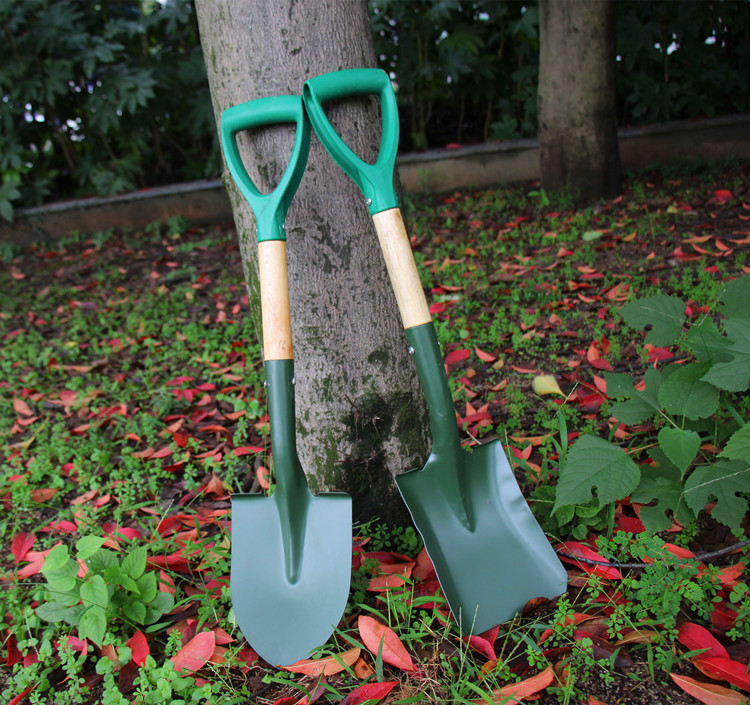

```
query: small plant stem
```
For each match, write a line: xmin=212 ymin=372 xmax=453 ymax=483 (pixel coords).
xmin=722 ymin=398 xmax=746 ymax=428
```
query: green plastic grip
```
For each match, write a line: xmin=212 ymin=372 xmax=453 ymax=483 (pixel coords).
xmin=303 ymin=69 xmax=399 ymax=216
xmin=221 ymin=96 xmax=310 ymax=242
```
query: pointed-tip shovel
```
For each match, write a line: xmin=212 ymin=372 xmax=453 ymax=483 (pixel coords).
xmin=303 ymin=70 xmax=567 ymax=635
xmin=221 ymin=96 xmax=352 ymax=665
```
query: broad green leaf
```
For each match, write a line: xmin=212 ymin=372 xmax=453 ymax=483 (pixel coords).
xmin=685 ymin=316 xmax=729 ymax=362
xmin=121 ymin=546 xmax=147 ymax=580
xmin=553 ymin=435 xmax=640 ymax=512
xmin=88 ymin=548 xmax=118 ymax=572
xmin=603 ymin=372 xmax=637 ymax=398
xmin=136 ymin=571 xmax=158 ymax=603
xmin=658 ymin=427 xmax=700 ymax=474
xmin=124 ymin=600 xmax=147 ymax=625
xmin=702 ymin=318 xmax=750 ymax=392
xmin=721 ymin=421 xmax=750 ymax=462
xmin=79 ymin=605 xmax=107 ymax=646
xmin=609 ymin=367 xmax=664 ymax=425
xmin=657 ymin=362 xmax=718 ymax=420
xmin=719 ymin=275 xmax=750 ymax=319
xmin=630 ymin=448 xmax=694 ymax=533
xmin=146 ymin=592 xmax=175 ymax=623
xmin=80 ymin=575 xmax=109 ymax=610
xmin=75 ymin=536 xmax=106 ymax=561
xmin=620 ymin=294 xmax=686 ymax=346
xmin=553 ymin=503 xmax=575 ymax=527
xmin=684 ymin=460 xmax=750 ymax=530
xmin=36 ymin=598 xmax=79 ymax=624
xmin=42 ymin=544 xmax=71 ymax=574
xmin=44 ymin=560 xmax=78 ymax=595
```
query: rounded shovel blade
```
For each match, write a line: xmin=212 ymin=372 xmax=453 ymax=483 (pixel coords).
xmin=231 ymin=492 xmax=352 ymax=666
xmin=396 ymin=439 xmax=567 ymax=635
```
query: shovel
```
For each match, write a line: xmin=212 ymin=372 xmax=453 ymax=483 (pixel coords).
xmin=303 ymin=70 xmax=567 ymax=635
xmin=221 ymin=96 xmax=352 ymax=665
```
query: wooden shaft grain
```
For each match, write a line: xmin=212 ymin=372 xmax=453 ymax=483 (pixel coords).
xmin=372 ymin=208 xmax=432 ymax=330
xmin=258 ymin=240 xmax=293 ymax=360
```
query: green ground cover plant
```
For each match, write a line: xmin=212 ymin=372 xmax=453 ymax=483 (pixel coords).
xmin=1 ymin=160 xmax=750 ymax=704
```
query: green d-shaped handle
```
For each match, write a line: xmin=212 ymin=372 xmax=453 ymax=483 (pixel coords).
xmin=303 ymin=68 xmax=399 ymax=216
xmin=221 ymin=95 xmax=310 ymax=242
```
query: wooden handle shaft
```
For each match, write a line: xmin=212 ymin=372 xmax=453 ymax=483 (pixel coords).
xmin=258 ymin=240 xmax=293 ymax=360
xmin=372 ymin=208 xmax=431 ymax=329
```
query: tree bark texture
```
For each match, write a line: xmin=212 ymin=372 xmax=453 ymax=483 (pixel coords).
xmin=194 ymin=0 xmax=429 ymax=524
xmin=538 ymin=0 xmax=622 ymax=202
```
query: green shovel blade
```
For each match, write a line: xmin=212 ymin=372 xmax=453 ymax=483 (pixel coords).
xmin=396 ymin=439 xmax=568 ymax=635
xmin=231 ymin=491 xmax=351 ymax=666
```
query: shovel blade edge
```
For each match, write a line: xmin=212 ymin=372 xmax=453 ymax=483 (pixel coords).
xmin=230 ymin=493 xmax=352 ymax=666
xmin=396 ymin=439 xmax=567 ymax=635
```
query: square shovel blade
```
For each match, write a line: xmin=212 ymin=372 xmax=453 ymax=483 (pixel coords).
xmin=396 ymin=439 xmax=568 ymax=635
xmin=231 ymin=492 xmax=351 ymax=666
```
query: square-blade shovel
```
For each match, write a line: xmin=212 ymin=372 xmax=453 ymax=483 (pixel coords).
xmin=303 ymin=69 xmax=568 ymax=635
xmin=220 ymin=96 xmax=351 ymax=666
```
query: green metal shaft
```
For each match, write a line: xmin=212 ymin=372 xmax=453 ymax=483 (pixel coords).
xmin=265 ymin=358 xmax=310 ymax=584
xmin=405 ymin=322 xmax=473 ymax=530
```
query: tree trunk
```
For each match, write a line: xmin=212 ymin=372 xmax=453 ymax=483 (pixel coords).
xmin=194 ymin=0 xmax=429 ymax=524
xmin=537 ymin=0 xmax=621 ymax=202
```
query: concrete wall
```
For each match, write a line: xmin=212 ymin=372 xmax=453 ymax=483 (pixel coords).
xmin=3 ymin=114 xmax=749 ymax=247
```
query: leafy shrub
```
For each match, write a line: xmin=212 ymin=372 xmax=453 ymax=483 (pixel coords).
xmin=38 ymin=536 xmax=174 ymax=646
xmin=553 ymin=275 xmax=750 ymax=534
xmin=0 ymin=0 xmax=218 ymax=220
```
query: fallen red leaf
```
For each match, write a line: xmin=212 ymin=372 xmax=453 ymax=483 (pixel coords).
xmin=713 ymin=189 xmax=734 ymax=203
xmin=472 ymin=665 xmax=555 ymax=704
xmin=677 ymin=623 xmax=729 ymax=659
xmin=282 ymin=647 xmax=360 ymax=676
xmin=202 ymin=472 xmax=228 ymax=498
xmin=169 ymin=631 xmax=215 ymax=673
xmin=295 ymin=678 xmax=327 ymax=705
xmin=694 ymin=657 xmax=750 ymax=691
xmin=475 ymin=346 xmax=497 ymax=363
xmin=463 ymin=633 xmax=497 ymax=661
xmin=358 ymin=615 xmax=415 ymax=672
xmin=445 ymin=348 xmax=471 ymax=365
xmin=711 ymin=601 xmax=740 ymax=632
xmin=556 ymin=541 xmax=622 ymax=579
xmin=339 ymin=681 xmax=398 ymax=705
xmin=367 ymin=574 xmax=407 ymax=591
xmin=8 ymin=685 xmax=35 ymax=705
xmin=11 ymin=532 xmax=36 ymax=564
xmin=233 ymin=445 xmax=265 ymax=456
xmin=670 ymin=672 xmax=747 ymax=705
xmin=257 ymin=466 xmax=271 ymax=490
xmin=126 ymin=630 xmax=150 ymax=666
xmin=714 ymin=563 xmax=746 ymax=586
xmin=413 ymin=547 xmax=437 ymax=581
xmin=12 ymin=398 xmax=33 ymax=416
xmin=31 ymin=488 xmax=58 ymax=503
xmin=588 ymin=697 xmax=611 ymax=705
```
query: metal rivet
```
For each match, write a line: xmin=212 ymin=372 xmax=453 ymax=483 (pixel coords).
xmin=292 ymin=377 xmax=296 ymax=385
xmin=263 ymin=380 xmax=269 ymax=388
xmin=281 ymin=223 xmax=287 ymax=230
xmin=365 ymin=198 xmax=372 ymax=206
xmin=408 ymin=346 xmax=415 ymax=355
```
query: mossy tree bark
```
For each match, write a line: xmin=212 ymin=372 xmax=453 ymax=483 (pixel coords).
xmin=537 ymin=0 xmax=622 ymax=203
xmin=194 ymin=0 xmax=429 ymax=524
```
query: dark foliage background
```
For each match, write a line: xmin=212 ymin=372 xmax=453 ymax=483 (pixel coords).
xmin=1 ymin=0 xmax=747 ymax=217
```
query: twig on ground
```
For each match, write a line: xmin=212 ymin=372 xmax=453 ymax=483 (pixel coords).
xmin=557 ymin=537 xmax=750 ymax=571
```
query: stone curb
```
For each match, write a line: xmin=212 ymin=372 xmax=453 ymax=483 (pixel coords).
xmin=3 ymin=114 xmax=748 ymax=246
